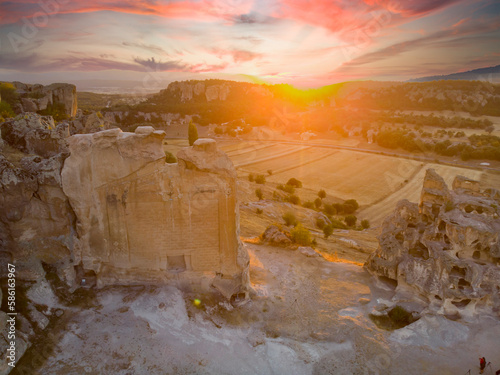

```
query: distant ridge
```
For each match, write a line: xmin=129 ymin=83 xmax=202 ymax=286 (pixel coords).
xmin=409 ymin=64 xmax=500 ymax=83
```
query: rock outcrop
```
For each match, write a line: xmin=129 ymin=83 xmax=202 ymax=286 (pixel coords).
xmin=61 ymin=131 xmax=250 ymax=298
xmin=11 ymin=82 xmax=77 ymax=117
xmin=365 ymin=169 xmax=500 ymax=319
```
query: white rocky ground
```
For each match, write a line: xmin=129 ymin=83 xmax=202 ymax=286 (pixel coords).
xmin=29 ymin=244 xmax=500 ymax=375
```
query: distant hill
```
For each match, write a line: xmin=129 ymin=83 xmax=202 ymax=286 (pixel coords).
xmin=409 ymin=65 xmax=500 ymax=83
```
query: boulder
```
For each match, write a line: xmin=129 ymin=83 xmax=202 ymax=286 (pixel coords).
xmin=261 ymin=225 xmax=293 ymax=247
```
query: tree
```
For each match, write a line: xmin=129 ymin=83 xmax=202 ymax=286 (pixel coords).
xmin=323 ymin=224 xmax=333 ymax=239
xmin=318 ymin=189 xmax=326 ymax=200
xmin=248 ymin=173 xmax=254 ymax=182
xmin=165 ymin=151 xmax=177 ymax=163
xmin=343 ymin=199 xmax=359 ymax=214
xmin=255 ymin=188 xmax=263 ymax=200
xmin=361 ymin=219 xmax=370 ymax=229
xmin=291 ymin=223 xmax=312 ymax=246
xmin=255 ymin=175 xmax=266 ymax=184
xmin=282 ymin=212 xmax=297 ymax=227
xmin=345 ymin=215 xmax=357 ymax=227
xmin=188 ymin=120 xmax=198 ymax=146
xmin=286 ymin=178 xmax=302 ymax=188
xmin=314 ymin=197 xmax=322 ymax=209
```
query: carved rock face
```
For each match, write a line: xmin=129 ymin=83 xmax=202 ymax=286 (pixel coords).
xmin=61 ymin=130 xmax=249 ymax=298
xmin=365 ymin=169 xmax=500 ymax=318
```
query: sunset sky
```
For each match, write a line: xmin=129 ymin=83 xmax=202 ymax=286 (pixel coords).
xmin=0 ymin=0 xmax=499 ymax=88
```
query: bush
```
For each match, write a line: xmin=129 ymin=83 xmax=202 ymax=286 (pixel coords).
xmin=318 ymin=189 xmax=326 ymax=199
xmin=345 ymin=215 xmax=357 ymax=227
xmin=315 ymin=218 xmax=326 ymax=229
xmin=282 ymin=212 xmax=297 ymax=227
xmin=291 ymin=223 xmax=312 ymax=246
xmin=286 ymin=194 xmax=300 ymax=205
xmin=256 ymin=208 xmax=263 ymax=215
xmin=255 ymin=188 xmax=263 ymax=200
xmin=248 ymin=173 xmax=254 ymax=182
xmin=302 ymin=201 xmax=314 ymax=209
xmin=0 ymin=101 xmax=15 ymax=119
xmin=361 ymin=219 xmax=370 ymax=229
xmin=323 ymin=224 xmax=333 ymax=239
xmin=286 ymin=178 xmax=302 ymax=188
xmin=330 ymin=219 xmax=347 ymax=229
xmin=277 ymin=183 xmax=295 ymax=194
xmin=188 ymin=120 xmax=198 ymax=146
xmin=214 ymin=126 xmax=223 ymax=134
xmin=314 ymin=197 xmax=322 ymax=209
xmin=323 ymin=204 xmax=336 ymax=216
xmin=255 ymin=175 xmax=266 ymax=184
xmin=165 ymin=151 xmax=177 ymax=163
xmin=343 ymin=199 xmax=359 ymax=214
xmin=38 ymin=102 xmax=68 ymax=121
xmin=267 ymin=169 xmax=273 ymax=176
xmin=0 ymin=83 xmax=19 ymax=107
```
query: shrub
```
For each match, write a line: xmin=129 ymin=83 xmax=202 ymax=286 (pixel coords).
xmin=323 ymin=224 xmax=333 ymax=239
xmin=318 ymin=189 xmax=326 ymax=199
xmin=255 ymin=188 xmax=263 ymax=200
xmin=267 ymin=169 xmax=273 ymax=176
xmin=323 ymin=204 xmax=336 ymax=216
xmin=165 ymin=151 xmax=177 ymax=163
xmin=330 ymin=219 xmax=347 ymax=229
xmin=361 ymin=219 xmax=370 ymax=229
xmin=286 ymin=194 xmax=300 ymax=205
xmin=277 ymin=183 xmax=295 ymax=194
xmin=248 ymin=173 xmax=254 ymax=182
xmin=282 ymin=212 xmax=297 ymax=227
xmin=214 ymin=126 xmax=223 ymax=134
xmin=0 ymin=83 xmax=19 ymax=107
xmin=345 ymin=215 xmax=357 ymax=227
xmin=286 ymin=178 xmax=302 ymax=188
xmin=291 ymin=223 xmax=312 ymax=246
xmin=255 ymin=175 xmax=266 ymax=184
xmin=302 ymin=201 xmax=314 ymax=209
xmin=0 ymin=101 xmax=15 ymax=119
xmin=343 ymin=199 xmax=359 ymax=214
xmin=314 ymin=197 xmax=322 ymax=209
xmin=315 ymin=218 xmax=326 ymax=229
xmin=256 ymin=208 xmax=263 ymax=215
xmin=188 ymin=120 xmax=198 ymax=146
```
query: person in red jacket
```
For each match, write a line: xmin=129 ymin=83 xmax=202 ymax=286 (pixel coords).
xmin=480 ymin=357 xmax=486 ymax=374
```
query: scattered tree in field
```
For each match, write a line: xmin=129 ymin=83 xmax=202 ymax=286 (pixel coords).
xmin=318 ymin=189 xmax=326 ymax=200
xmin=286 ymin=194 xmax=300 ymax=205
xmin=255 ymin=175 xmax=266 ymax=184
xmin=323 ymin=224 xmax=333 ymax=239
xmin=345 ymin=215 xmax=357 ymax=227
xmin=314 ymin=197 xmax=322 ymax=209
xmin=361 ymin=219 xmax=370 ymax=229
xmin=255 ymin=188 xmax=263 ymax=200
xmin=316 ymin=218 xmax=326 ymax=229
xmin=256 ymin=208 xmax=263 ymax=214
xmin=277 ymin=183 xmax=295 ymax=194
xmin=267 ymin=169 xmax=273 ymax=176
xmin=214 ymin=126 xmax=223 ymax=134
xmin=291 ymin=223 xmax=312 ymax=246
xmin=286 ymin=178 xmax=303 ymax=188
xmin=343 ymin=199 xmax=359 ymax=214
xmin=248 ymin=173 xmax=254 ymax=182
xmin=282 ymin=212 xmax=297 ymax=227
xmin=302 ymin=201 xmax=314 ymax=209
xmin=323 ymin=204 xmax=336 ymax=216
xmin=188 ymin=120 xmax=198 ymax=146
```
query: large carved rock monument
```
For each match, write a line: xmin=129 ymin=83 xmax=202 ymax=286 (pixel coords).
xmin=61 ymin=128 xmax=249 ymax=298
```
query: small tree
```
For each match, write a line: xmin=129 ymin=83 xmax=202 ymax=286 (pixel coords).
xmin=165 ymin=151 xmax=177 ymax=163
xmin=318 ymin=189 xmax=326 ymax=200
xmin=283 ymin=212 xmax=297 ymax=227
xmin=343 ymin=199 xmax=359 ymax=214
xmin=323 ymin=224 xmax=333 ymax=239
xmin=291 ymin=223 xmax=312 ymax=246
xmin=345 ymin=215 xmax=357 ymax=227
xmin=361 ymin=219 xmax=370 ymax=229
xmin=188 ymin=120 xmax=198 ymax=146
xmin=286 ymin=194 xmax=300 ymax=205
xmin=323 ymin=204 xmax=336 ymax=216
xmin=255 ymin=188 xmax=263 ymax=200
xmin=286 ymin=178 xmax=303 ymax=188
xmin=255 ymin=175 xmax=266 ymax=184
xmin=248 ymin=173 xmax=254 ymax=182
xmin=314 ymin=197 xmax=322 ymax=209
xmin=214 ymin=126 xmax=223 ymax=134
xmin=315 ymin=218 xmax=326 ymax=229
xmin=267 ymin=169 xmax=273 ymax=176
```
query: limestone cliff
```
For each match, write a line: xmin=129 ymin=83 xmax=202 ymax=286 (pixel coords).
xmin=61 ymin=130 xmax=250 ymax=298
xmin=365 ymin=169 xmax=500 ymax=318
xmin=11 ymin=81 xmax=77 ymax=117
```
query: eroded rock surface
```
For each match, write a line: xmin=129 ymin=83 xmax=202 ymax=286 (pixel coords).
xmin=365 ymin=169 xmax=500 ymax=318
xmin=62 ymin=132 xmax=250 ymax=298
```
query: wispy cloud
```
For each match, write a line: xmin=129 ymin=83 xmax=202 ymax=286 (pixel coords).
xmin=123 ymin=41 xmax=168 ymax=55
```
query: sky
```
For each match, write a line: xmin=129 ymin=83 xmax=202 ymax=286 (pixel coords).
xmin=0 ymin=0 xmax=499 ymax=88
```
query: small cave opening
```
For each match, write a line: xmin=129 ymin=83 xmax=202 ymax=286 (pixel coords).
xmin=409 ymin=242 xmax=430 ymax=260
xmin=438 ymin=221 xmax=446 ymax=232
xmin=395 ymin=232 xmax=404 ymax=243
xmin=476 ymin=206 xmax=483 ymax=214
xmin=74 ymin=263 xmax=97 ymax=288
xmin=435 ymin=294 xmax=442 ymax=301
xmin=464 ymin=205 xmax=473 ymax=214
xmin=450 ymin=266 xmax=466 ymax=278
xmin=431 ymin=204 xmax=440 ymax=217
xmin=379 ymin=276 xmax=398 ymax=289
xmin=473 ymin=250 xmax=481 ymax=260
xmin=167 ymin=255 xmax=187 ymax=272
xmin=407 ymin=223 xmax=416 ymax=229
xmin=458 ymin=278 xmax=472 ymax=290
xmin=444 ymin=234 xmax=451 ymax=246
xmin=451 ymin=299 xmax=471 ymax=308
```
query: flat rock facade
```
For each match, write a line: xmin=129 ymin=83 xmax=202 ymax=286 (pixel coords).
xmin=365 ymin=169 xmax=500 ymax=318
xmin=62 ymin=129 xmax=250 ymax=298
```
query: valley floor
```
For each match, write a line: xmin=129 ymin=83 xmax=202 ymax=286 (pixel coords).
xmin=22 ymin=244 xmax=500 ymax=375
